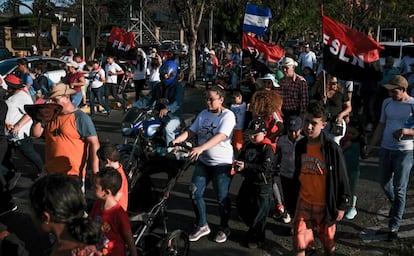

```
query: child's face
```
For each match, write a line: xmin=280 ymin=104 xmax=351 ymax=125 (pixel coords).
xmin=248 ymin=131 xmax=266 ymax=143
xmin=232 ymin=94 xmax=242 ymax=104
xmin=94 ymin=178 xmax=106 ymax=199
xmin=288 ymin=129 xmax=302 ymax=141
xmin=303 ymin=114 xmax=326 ymax=141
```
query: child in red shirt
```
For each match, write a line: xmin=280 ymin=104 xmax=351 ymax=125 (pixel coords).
xmin=90 ymin=167 xmax=137 ymax=256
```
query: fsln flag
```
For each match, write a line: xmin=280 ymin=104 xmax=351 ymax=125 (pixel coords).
xmin=322 ymin=15 xmax=384 ymax=82
xmin=242 ymin=33 xmax=285 ymax=63
xmin=243 ymin=4 xmax=272 ymax=36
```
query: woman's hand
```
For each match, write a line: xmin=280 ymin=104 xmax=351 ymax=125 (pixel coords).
xmin=189 ymin=146 xmax=204 ymax=161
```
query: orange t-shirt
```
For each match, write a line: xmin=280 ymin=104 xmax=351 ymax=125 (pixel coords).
xmin=44 ymin=113 xmax=87 ymax=177
xmin=116 ymin=164 xmax=129 ymax=211
xmin=299 ymin=142 xmax=327 ymax=206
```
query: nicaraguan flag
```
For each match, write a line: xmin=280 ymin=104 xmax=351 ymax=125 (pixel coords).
xmin=243 ymin=4 xmax=272 ymax=36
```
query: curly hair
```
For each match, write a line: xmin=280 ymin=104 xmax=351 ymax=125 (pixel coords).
xmin=250 ymin=90 xmax=283 ymax=117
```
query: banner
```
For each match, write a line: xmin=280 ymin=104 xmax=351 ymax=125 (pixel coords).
xmin=106 ymin=26 xmax=137 ymax=60
xmin=243 ymin=4 xmax=272 ymax=36
xmin=242 ymin=33 xmax=285 ymax=63
xmin=322 ymin=15 xmax=384 ymax=82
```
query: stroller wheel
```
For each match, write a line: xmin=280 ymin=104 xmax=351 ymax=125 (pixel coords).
xmin=160 ymin=229 xmax=189 ymax=256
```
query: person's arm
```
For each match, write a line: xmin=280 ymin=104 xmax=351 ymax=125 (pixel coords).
xmin=122 ymin=229 xmax=137 ymax=256
xmin=162 ymin=84 xmax=184 ymax=116
xmin=11 ymin=114 xmax=32 ymax=136
xmin=85 ymin=135 xmax=100 ymax=174
xmin=171 ymin=129 xmax=196 ymax=145
xmin=31 ymin=121 xmax=44 ymax=138
xmin=71 ymin=75 xmax=85 ymax=88
xmin=337 ymin=100 xmax=352 ymax=122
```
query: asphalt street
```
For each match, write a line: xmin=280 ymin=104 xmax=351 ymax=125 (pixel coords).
xmin=2 ymin=85 xmax=414 ymax=256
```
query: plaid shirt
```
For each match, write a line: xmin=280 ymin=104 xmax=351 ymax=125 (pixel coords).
xmin=279 ymin=73 xmax=309 ymax=115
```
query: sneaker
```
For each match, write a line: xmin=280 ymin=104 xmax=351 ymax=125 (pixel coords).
xmin=80 ymin=103 xmax=88 ymax=109
xmin=0 ymin=204 xmax=17 ymax=217
xmin=345 ymin=207 xmax=357 ymax=220
xmin=387 ymin=230 xmax=398 ymax=241
xmin=214 ymin=229 xmax=230 ymax=243
xmin=189 ymin=225 xmax=210 ymax=242
xmin=272 ymin=204 xmax=285 ymax=219
xmin=282 ymin=212 xmax=291 ymax=224
xmin=101 ymin=110 xmax=109 ymax=114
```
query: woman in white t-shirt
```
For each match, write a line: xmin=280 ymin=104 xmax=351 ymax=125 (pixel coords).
xmin=88 ymin=60 xmax=110 ymax=116
xmin=172 ymin=85 xmax=236 ymax=244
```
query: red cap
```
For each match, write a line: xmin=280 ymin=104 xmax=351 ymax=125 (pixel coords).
xmin=4 ymin=74 xmax=23 ymax=88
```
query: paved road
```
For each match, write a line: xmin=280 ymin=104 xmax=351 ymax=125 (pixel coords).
xmin=2 ymin=85 xmax=414 ymax=255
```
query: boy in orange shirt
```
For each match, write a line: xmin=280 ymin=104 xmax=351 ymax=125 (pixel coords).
xmin=291 ymin=101 xmax=350 ymax=256
xmin=98 ymin=143 xmax=128 ymax=211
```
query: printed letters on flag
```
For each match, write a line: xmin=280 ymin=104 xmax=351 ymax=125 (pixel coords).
xmin=243 ymin=4 xmax=272 ymax=36
xmin=322 ymin=15 xmax=384 ymax=82
xmin=242 ymin=33 xmax=285 ymax=62
xmin=106 ymin=26 xmax=137 ymax=60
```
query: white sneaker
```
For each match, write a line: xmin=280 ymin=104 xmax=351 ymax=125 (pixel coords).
xmin=189 ymin=225 xmax=210 ymax=242
xmin=345 ymin=207 xmax=357 ymax=220
xmin=214 ymin=230 xmax=230 ymax=243
xmin=282 ymin=212 xmax=291 ymax=224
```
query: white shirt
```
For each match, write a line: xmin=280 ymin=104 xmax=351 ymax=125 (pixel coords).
xmin=105 ymin=62 xmax=123 ymax=84
xmin=5 ymin=89 xmax=33 ymax=139
xmin=89 ymin=68 xmax=105 ymax=89
xmin=298 ymin=50 xmax=317 ymax=71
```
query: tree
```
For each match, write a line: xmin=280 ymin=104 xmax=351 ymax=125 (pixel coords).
xmin=172 ymin=0 xmax=208 ymax=85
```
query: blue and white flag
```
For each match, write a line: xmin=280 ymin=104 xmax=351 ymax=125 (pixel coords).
xmin=243 ymin=4 xmax=272 ymax=36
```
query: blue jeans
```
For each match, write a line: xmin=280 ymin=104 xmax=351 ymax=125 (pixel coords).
xmin=163 ymin=116 xmax=180 ymax=146
xmin=90 ymin=86 xmax=111 ymax=114
xmin=379 ymin=148 xmax=413 ymax=231
xmin=190 ymin=161 xmax=232 ymax=229
xmin=71 ymin=91 xmax=83 ymax=108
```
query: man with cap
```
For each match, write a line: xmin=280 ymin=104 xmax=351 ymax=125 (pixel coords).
xmin=297 ymin=43 xmax=317 ymax=72
xmin=4 ymin=74 xmax=44 ymax=175
xmin=278 ymin=56 xmax=308 ymax=123
xmin=368 ymin=75 xmax=414 ymax=241
xmin=31 ymin=83 xmax=100 ymax=185
xmin=62 ymin=61 xmax=85 ymax=108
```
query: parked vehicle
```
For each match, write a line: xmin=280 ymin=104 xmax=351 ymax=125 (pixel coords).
xmin=379 ymin=41 xmax=414 ymax=68
xmin=0 ymin=56 xmax=67 ymax=84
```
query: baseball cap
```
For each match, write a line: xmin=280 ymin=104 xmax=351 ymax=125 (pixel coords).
xmin=48 ymin=83 xmax=76 ymax=99
xmin=287 ymin=115 xmax=303 ymax=131
xmin=66 ymin=61 xmax=79 ymax=69
xmin=245 ymin=119 xmax=267 ymax=135
xmin=384 ymin=75 xmax=408 ymax=90
xmin=257 ymin=73 xmax=279 ymax=88
xmin=281 ymin=57 xmax=298 ymax=67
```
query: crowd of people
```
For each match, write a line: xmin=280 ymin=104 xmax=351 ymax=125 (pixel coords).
xmin=0 ymin=40 xmax=414 ymax=255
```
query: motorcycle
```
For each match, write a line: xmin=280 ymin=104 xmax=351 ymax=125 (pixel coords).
xmin=118 ymin=64 xmax=135 ymax=100
xmin=117 ymin=100 xmax=195 ymax=192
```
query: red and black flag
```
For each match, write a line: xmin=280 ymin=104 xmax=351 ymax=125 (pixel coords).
xmin=242 ymin=32 xmax=285 ymax=62
xmin=322 ymin=15 xmax=384 ymax=82
xmin=106 ymin=26 xmax=137 ymax=60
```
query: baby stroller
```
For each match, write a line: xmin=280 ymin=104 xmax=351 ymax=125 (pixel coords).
xmin=128 ymin=143 xmax=193 ymax=256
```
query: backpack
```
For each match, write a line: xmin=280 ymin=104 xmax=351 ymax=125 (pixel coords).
xmin=33 ymin=74 xmax=53 ymax=95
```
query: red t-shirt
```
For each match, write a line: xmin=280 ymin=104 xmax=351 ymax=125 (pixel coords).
xmin=63 ymin=71 xmax=84 ymax=93
xmin=90 ymin=201 xmax=131 ymax=255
